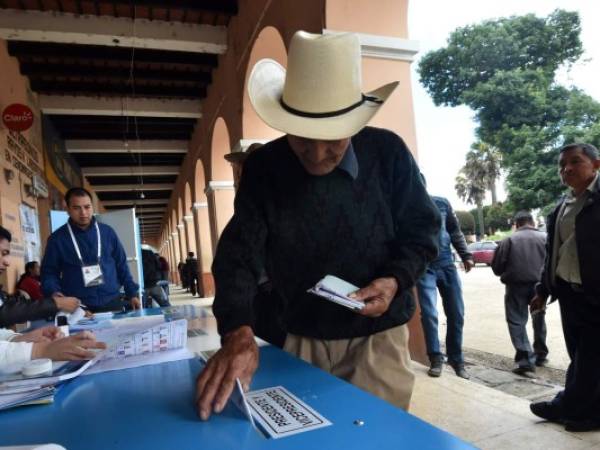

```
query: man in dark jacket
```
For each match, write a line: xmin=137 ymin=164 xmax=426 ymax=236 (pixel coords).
xmin=492 ymin=211 xmax=548 ymax=375
xmin=41 ymin=188 xmax=140 ymax=313
xmin=529 ymin=143 xmax=600 ymax=432
xmin=0 ymin=225 xmax=78 ymax=327
xmin=142 ymin=249 xmax=170 ymax=307
xmin=196 ymin=31 xmax=440 ymax=420
xmin=417 ymin=196 xmax=474 ymax=379
xmin=185 ymin=252 xmax=200 ymax=297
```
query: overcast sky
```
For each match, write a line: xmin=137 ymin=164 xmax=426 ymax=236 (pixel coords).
xmin=408 ymin=0 xmax=600 ymax=210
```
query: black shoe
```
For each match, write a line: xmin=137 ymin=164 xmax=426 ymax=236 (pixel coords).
xmin=450 ymin=363 xmax=470 ymax=379
xmin=512 ymin=365 xmax=536 ymax=376
xmin=530 ymin=401 xmax=563 ymax=423
xmin=564 ymin=418 xmax=600 ymax=432
xmin=427 ymin=360 xmax=443 ymax=377
xmin=535 ymin=358 xmax=548 ymax=367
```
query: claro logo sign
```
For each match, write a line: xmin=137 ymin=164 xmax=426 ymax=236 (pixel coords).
xmin=2 ymin=104 xmax=34 ymax=132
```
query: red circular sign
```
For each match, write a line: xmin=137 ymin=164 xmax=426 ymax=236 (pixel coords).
xmin=2 ymin=104 xmax=34 ymax=132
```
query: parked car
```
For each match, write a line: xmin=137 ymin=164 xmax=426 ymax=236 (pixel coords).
xmin=467 ymin=241 xmax=498 ymax=266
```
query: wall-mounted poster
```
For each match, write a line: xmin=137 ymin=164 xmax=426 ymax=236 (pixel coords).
xmin=19 ymin=203 xmax=40 ymax=263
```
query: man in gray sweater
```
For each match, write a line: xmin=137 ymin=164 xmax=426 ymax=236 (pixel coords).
xmin=492 ymin=211 xmax=548 ymax=374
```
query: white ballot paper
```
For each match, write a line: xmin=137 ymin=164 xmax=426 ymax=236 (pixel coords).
xmin=244 ymin=386 xmax=332 ymax=439
xmin=229 ymin=378 xmax=257 ymax=429
xmin=307 ymin=275 xmax=365 ymax=311
xmin=84 ymin=318 xmax=192 ymax=375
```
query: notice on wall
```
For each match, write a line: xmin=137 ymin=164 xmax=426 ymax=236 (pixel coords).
xmin=4 ymin=130 xmax=43 ymax=180
xmin=19 ymin=203 xmax=40 ymax=263
xmin=245 ymin=386 xmax=332 ymax=439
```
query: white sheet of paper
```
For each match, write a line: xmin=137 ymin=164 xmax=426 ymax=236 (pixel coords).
xmin=96 ymin=318 xmax=187 ymax=360
xmin=245 ymin=386 xmax=331 ymax=439
xmin=229 ymin=378 xmax=257 ymax=429
xmin=83 ymin=347 xmax=194 ymax=376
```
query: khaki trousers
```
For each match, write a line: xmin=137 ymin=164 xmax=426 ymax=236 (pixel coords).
xmin=283 ymin=325 xmax=415 ymax=410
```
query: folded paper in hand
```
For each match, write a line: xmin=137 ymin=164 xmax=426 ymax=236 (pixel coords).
xmin=307 ymin=275 xmax=364 ymax=311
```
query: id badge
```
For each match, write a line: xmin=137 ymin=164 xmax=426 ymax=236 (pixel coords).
xmin=82 ymin=264 xmax=104 ymax=287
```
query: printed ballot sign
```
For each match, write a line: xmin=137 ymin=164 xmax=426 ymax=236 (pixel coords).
xmin=244 ymin=386 xmax=331 ymax=439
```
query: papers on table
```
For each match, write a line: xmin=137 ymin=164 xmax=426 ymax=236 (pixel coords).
xmin=86 ymin=318 xmax=190 ymax=375
xmin=236 ymin=386 xmax=332 ymax=439
xmin=307 ymin=275 xmax=365 ymax=311
xmin=84 ymin=347 xmax=193 ymax=376
xmin=0 ymin=360 xmax=95 ymax=391
xmin=0 ymin=317 xmax=191 ymax=409
xmin=0 ymin=386 xmax=55 ymax=411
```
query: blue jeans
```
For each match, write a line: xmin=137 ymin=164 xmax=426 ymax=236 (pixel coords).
xmin=417 ymin=263 xmax=465 ymax=365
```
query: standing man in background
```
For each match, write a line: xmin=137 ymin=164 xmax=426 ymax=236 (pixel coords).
xmin=417 ymin=195 xmax=474 ymax=379
xmin=492 ymin=211 xmax=548 ymax=375
xmin=41 ymin=187 xmax=140 ymax=313
xmin=142 ymin=249 xmax=170 ymax=307
xmin=529 ymin=143 xmax=600 ymax=432
xmin=185 ymin=252 xmax=200 ymax=297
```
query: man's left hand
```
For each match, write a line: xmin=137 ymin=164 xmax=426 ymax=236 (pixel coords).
xmin=350 ymin=277 xmax=398 ymax=318
xmin=130 ymin=297 xmax=142 ymax=310
xmin=463 ymin=259 xmax=475 ymax=273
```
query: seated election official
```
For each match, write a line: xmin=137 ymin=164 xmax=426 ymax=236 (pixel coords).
xmin=196 ymin=31 xmax=440 ymax=420
xmin=41 ymin=188 xmax=141 ymax=313
xmin=1 ymin=326 xmax=106 ymax=368
xmin=0 ymin=226 xmax=79 ymax=328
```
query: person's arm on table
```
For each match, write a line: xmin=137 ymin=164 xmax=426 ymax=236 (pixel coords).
xmin=195 ymin=326 xmax=259 ymax=420
xmin=0 ymin=294 xmax=63 ymax=328
xmin=196 ymin=152 xmax=268 ymax=420
xmin=31 ymin=331 xmax=106 ymax=360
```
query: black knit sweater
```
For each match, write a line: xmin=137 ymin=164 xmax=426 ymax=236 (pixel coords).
xmin=212 ymin=127 xmax=441 ymax=339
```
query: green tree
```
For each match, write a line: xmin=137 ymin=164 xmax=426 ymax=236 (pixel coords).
xmin=455 ymin=210 xmax=476 ymax=236
xmin=467 ymin=141 xmax=502 ymax=204
xmin=455 ymin=170 xmax=485 ymax=238
xmin=419 ymin=10 xmax=582 ymax=107
xmin=484 ymin=202 xmax=514 ymax=233
xmin=418 ymin=9 xmax=600 ymax=211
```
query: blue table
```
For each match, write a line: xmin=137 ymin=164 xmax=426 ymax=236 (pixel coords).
xmin=0 ymin=345 xmax=474 ymax=449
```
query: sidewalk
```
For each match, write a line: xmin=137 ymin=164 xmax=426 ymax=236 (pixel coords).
xmin=411 ymin=362 xmax=600 ymax=449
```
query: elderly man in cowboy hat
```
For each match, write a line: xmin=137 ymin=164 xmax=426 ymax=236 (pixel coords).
xmin=196 ymin=31 xmax=440 ymax=420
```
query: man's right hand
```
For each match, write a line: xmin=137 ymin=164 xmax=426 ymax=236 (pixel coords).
xmin=195 ymin=326 xmax=259 ymax=421
xmin=53 ymin=293 xmax=81 ymax=312
xmin=530 ymin=294 xmax=547 ymax=315
xmin=31 ymin=331 xmax=107 ymax=360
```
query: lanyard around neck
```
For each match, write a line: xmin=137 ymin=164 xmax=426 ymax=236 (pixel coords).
xmin=67 ymin=222 xmax=101 ymax=264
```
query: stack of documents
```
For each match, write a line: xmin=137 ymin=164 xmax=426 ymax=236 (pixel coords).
xmin=307 ymin=275 xmax=365 ymax=311
xmin=0 ymin=386 xmax=55 ymax=410
xmin=0 ymin=317 xmax=193 ymax=410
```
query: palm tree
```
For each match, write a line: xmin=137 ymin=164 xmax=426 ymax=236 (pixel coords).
xmin=455 ymin=141 xmax=502 ymax=238
xmin=470 ymin=141 xmax=502 ymax=205
xmin=455 ymin=172 xmax=486 ymax=238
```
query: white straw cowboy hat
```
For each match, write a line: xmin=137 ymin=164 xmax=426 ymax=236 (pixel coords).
xmin=248 ymin=31 xmax=398 ymax=140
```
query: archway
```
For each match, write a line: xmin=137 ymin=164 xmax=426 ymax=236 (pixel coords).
xmin=207 ymin=117 xmax=235 ymax=253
